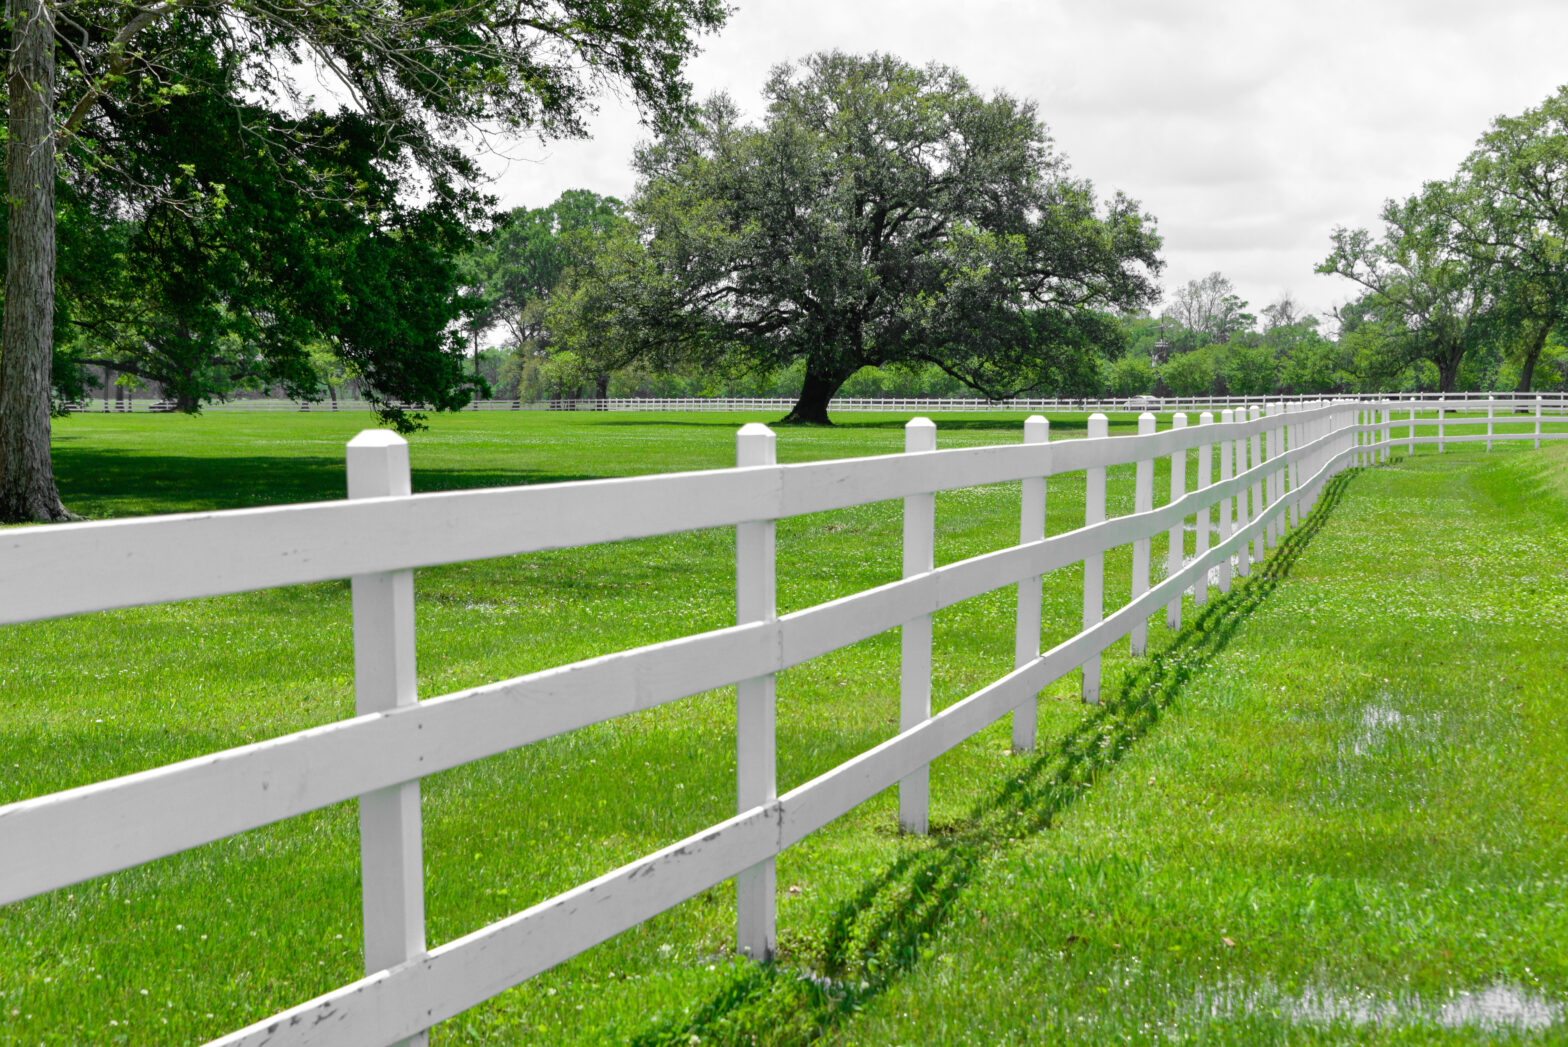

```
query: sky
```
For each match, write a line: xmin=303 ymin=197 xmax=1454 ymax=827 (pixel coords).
xmin=475 ymin=0 xmax=1568 ymax=331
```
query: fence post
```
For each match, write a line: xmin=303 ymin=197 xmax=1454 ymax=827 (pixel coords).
xmin=735 ymin=423 xmax=777 ymax=959
xmin=1409 ymin=402 xmax=1416 ymax=456
xmin=1166 ymin=412 xmax=1188 ymax=630
xmin=1537 ymin=395 xmax=1543 ymax=450
xmin=346 ymin=432 xmax=428 ymax=1047
xmin=1264 ymin=404 xmax=1280 ymax=549
xmin=1195 ymin=412 xmax=1214 ymax=606
xmin=1439 ymin=402 xmax=1446 ymax=453
xmin=1350 ymin=404 xmax=1359 ymax=469
xmin=1247 ymin=406 xmax=1265 ymax=566
xmin=1218 ymin=409 xmax=1235 ymax=593
xmin=1081 ymin=413 xmax=1108 ymax=703
xmin=1285 ymin=404 xmax=1300 ymax=528
xmin=900 ymin=417 xmax=937 ymax=833
xmin=1487 ymin=396 xmax=1494 ymax=452
xmin=1274 ymin=403 xmax=1290 ymax=537
xmin=1130 ymin=412 xmax=1156 ymax=655
xmin=1012 ymin=415 xmax=1049 ymax=752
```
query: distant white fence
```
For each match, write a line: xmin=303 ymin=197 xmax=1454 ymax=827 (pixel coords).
xmin=66 ymin=391 xmax=1568 ymax=415
xmin=2 ymin=398 xmax=1562 ymax=1046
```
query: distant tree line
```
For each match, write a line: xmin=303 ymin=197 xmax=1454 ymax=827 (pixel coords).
xmin=465 ymin=83 xmax=1568 ymax=407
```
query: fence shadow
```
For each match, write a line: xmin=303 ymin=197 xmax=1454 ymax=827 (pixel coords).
xmin=624 ymin=471 xmax=1356 ymax=1047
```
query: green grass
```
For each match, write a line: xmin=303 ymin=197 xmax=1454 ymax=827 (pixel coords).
xmin=2 ymin=410 xmax=1565 ymax=1045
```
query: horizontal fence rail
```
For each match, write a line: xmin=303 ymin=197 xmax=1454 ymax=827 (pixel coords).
xmin=3 ymin=399 xmax=1564 ymax=1045
xmin=60 ymin=392 xmax=1568 ymax=415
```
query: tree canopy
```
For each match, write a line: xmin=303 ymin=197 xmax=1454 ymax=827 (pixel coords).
xmin=460 ymin=189 xmax=627 ymax=392
xmin=0 ymin=0 xmax=727 ymax=521
xmin=1319 ymin=185 xmax=1494 ymax=393
xmin=549 ymin=51 xmax=1163 ymax=423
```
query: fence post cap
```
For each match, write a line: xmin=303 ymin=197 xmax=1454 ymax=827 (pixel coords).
xmin=1172 ymin=411 xmax=1188 ymax=427
xmin=905 ymin=416 xmax=936 ymax=430
xmin=347 ymin=429 xmax=407 ymax=449
xmin=737 ymin=422 xmax=775 ymax=438
xmin=1200 ymin=411 xmax=1214 ymax=424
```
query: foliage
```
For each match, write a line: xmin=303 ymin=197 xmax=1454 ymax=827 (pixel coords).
xmin=52 ymin=93 xmax=484 ymax=423
xmin=463 ymin=190 xmax=628 ymax=351
xmin=1162 ymin=272 xmax=1255 ymax=350
xmin=549 ymin=51 xmax=1163 ymax=423
xmin=1 ymin=0 xmax=730 ymax=520
xmin=1156 ymin=348 xmax=1215 ymax=397
xmin=1442 ymin=85 xmax=1568 ymax=392
xmin=1105 ymin=354 xmax=1155 ymax=397
xmin=1221 ymin=340 xmax=1277 ymax=396
xmin=1318 ymin=185 xmax=1495 ymax=393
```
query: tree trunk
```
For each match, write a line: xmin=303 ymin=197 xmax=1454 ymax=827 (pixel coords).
xmin=781 ymin=363 xmax=851 ymax=425
xmin=0 ymin=0 xmax=70 ymax=522
xmin=1517 ymin=319 xmax=1551 ymax=393
xmin=1437 ymin=344 xmax=1463 ymax=395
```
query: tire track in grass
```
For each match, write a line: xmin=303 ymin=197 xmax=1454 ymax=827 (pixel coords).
xmin=624 ymin=474 xmax=1359 ymax=1047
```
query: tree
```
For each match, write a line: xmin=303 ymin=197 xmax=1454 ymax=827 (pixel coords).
xmin=1 ymin=0 xmax=727 ymax=522
xmin=1158 ymin=348 xmax=1215 ymax=397
xmin=1223 ymin=341 xmax=1277 ymax=396
xmin=55 ymin=95 xmax=481 ymax=414
xmin=1318 ymin=186 xmax=1494 ymax=393
xmin=1164 ymin=272 xmax=1255 ymax=349
xmin=550 ymin=52 xmax=1162 ymax=424
xmin=463 ymin=189 xmax=627 ymax=395
xmin=1106 ymin=354 xmax=1155 ymax=397
xmin=1442 ymin=87 xmax=1568 ymax=393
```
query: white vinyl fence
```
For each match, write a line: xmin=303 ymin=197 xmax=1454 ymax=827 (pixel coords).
xmin=68 ymin=391 xmax=1568 ymax=415
xmin=2 ymin=398 xmax=1562 ymax=1046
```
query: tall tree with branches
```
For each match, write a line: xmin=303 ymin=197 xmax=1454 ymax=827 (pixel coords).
xmin=0 ymin=0 xmax=726 ymax=522
xmin=1441 ymin=87 xmax=1568 ymax=392
xmin=1319 ymin=185 xmax=1495 ymax=393
xmin=550 ymin=52 xmax=1162 ymax=424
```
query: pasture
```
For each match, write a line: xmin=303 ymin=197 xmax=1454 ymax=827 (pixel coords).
xmin=2 ymin=409 xmax=1564 ymax=1045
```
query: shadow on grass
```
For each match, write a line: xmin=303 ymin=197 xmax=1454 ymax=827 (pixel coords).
xmin=51 ymin=446 xmax=599 ymax=518
xmin=626 ymin=472 xmax=1357 ymax=1047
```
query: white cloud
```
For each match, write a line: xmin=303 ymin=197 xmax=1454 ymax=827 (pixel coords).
xmin=484 ymin=0 xmax=1568 ymax=326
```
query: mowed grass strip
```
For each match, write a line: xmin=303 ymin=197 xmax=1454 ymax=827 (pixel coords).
xmin=2 ymin=411 xmax=1563 ymax=1045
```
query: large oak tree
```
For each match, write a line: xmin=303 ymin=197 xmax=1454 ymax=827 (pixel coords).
xmin=1443 ymin=87 xmax=1568 ymax=392
xmin=1319 ymin=186 xmax=1495 ymax=394
xmin=549 ymin=51 xmax=1163 ymax=424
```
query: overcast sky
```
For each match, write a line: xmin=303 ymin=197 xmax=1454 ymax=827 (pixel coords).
xmin=479 ymin=0 xmax=1568 ymax=329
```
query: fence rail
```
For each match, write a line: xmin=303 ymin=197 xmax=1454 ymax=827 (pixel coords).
xmin=3 ymin=398 xmax=1563 ymax=1046
xmin=63 ymin=392 xmax=1568 ymax=415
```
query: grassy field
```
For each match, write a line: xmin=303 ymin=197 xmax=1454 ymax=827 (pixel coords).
xmin=1 ymin=409 xmax=1565 ymax=1045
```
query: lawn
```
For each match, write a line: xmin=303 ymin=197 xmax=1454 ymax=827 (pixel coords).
xmin=1 ymin=409 xmax=1564 ymax=1045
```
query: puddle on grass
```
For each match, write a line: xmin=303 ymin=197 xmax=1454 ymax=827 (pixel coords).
xmin=1351 ymin=703 xmax=1403 ymax=755
xmin=1189 ymin=981 xmax=1564 ymax=1032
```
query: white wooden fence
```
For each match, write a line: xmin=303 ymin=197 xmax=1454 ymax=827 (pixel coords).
xmin=2 ymin=398 xmax=1562 ymax=1045
xmin=68 ymin=391 xmax=1568 ymax=415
